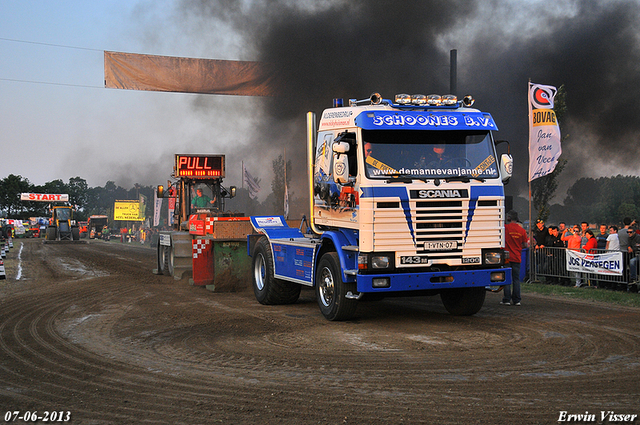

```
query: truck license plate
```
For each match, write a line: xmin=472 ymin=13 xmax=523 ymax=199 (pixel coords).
xmin=423 ymin=241 xmax=458 ymax=251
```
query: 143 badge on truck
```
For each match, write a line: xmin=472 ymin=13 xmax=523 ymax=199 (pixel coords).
xmin=400 ymin=256 xmax=429 ymax=264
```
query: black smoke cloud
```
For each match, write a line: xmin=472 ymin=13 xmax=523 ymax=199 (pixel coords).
xmin=185 ymin=0 xmax=640 ymax=201
xmin=239 ymin=0 xmax=479 ymax=199
xmin=461 ymin=1 xmax=640 ymax=196
xmin=254 ymin=1 xmax=477 ymax=116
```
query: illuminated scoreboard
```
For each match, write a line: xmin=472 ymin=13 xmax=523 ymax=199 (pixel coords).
xmin=175 ymin=154 xmax=225 ymax=179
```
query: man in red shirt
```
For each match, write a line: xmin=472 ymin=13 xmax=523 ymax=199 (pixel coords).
xmin=502 ymin=210 xmax=529 ymax=306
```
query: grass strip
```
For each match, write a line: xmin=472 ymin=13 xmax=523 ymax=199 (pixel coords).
xmin=522 ymin=281 xmax=640 ymax=308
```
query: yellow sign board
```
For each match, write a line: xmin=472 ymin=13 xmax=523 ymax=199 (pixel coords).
xmin=114 ymin=201 xmax=144 ymax=221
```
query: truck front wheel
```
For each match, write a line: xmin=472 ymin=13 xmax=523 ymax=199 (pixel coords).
xmin=252 ymin=237 xmax=300 ymax=305
xmin=315 ymin=252 xmax=358 ymax=321
xmin=440 ymin=287 xmax=486 ymax=316
xmin=46 ymin=227 xmax=56 ymax=241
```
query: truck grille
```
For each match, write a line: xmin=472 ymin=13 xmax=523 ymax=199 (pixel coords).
xmin=415 ymin=200 xmax=463 ymax=257
xmin=372 ymin=198 xmax=502 ymax=265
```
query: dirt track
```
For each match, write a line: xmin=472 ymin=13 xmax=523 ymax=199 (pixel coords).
xmin=0 ymin=238 xmax=639 ymax=424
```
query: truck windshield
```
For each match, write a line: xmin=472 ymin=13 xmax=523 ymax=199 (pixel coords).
xmin=189 ymin=182 xmax=222 ymax=211
xmin=56 ymin=208 xmax=71 ymax=220
xmin=362 ymin=130 xmax=499 ymax=180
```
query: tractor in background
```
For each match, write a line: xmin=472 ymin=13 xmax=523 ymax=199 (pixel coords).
xmin=44 ymin=205 xmax=81 ymax=242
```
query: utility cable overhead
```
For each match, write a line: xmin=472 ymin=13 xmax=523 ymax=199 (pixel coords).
xmin=0 ymin=37 xmax=104 ymax=88
xmin=0 ymin=36 xmax=103 ymax=52
xmin=0 ymin=77 xmax=103 ymax=89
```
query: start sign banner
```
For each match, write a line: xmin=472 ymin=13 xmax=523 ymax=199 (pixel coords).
xmin=566 ymin=250 xmax=623 ymax=276
xmin=20 ymin=193 xmax=69 ymax=202
xmin=114 ymin=201 xmax=144 ymax=221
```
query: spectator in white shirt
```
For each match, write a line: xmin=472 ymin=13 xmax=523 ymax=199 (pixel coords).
xmin=606 ymin=225 xmax=620 ymax=251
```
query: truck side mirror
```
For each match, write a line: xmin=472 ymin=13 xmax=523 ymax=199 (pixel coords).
xmin=332 ymin=142 xmax=350 ymax=184
xmin=157 ymin=185 xmax=164 ymax=198
xmin=500 ymin=154 xmax=513 ymax=184
xmin=229 ymin=186 xmax=236 ymax=198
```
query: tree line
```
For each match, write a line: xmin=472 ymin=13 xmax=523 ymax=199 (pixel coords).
xmin=0 ymin=155 xmax=300 ymax=224
xmin=511 ymin=175 xmax=640 ymax=227
xmin=0 ymin=174 xmax=157 ymax=222
xmin=3 ymin=170 xmax=638 ymax=228
xmin=551 ymin=175 xmax=640 ymax=225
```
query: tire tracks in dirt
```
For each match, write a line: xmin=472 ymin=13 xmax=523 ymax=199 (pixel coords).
xmin=0 ymin=239 xmax=639 ymax=424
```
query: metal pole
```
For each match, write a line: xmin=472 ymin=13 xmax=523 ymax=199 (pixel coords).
xmin=450 ymin=49 xmax=457 ymax=95
xmin=527 ymin=79 xmax=535 ymax=283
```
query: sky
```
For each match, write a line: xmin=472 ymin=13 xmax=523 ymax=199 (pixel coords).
xmin=1 ymin=0 xmax=640 ymax=204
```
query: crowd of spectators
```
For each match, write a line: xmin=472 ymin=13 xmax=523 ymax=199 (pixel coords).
xmin=523 ymin=215 xmax=640 ymax=289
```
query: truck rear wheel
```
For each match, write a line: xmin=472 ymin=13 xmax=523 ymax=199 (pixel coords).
xmin=315 ymin=252 xmax=358 ymax=321
xmin=252 ymin=237 xmax=300 ymax=305
xmin=158 ymin=244 xmax=170 ymax=276
xmin=440 ymin=287 xmax=486 ymax=316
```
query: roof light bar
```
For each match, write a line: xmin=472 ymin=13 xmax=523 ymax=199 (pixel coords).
xmin=442 ymin=94 xmax=457 ymax=106
xmin=395 ymin=93 xmax=411 ymax=104
xmin=412 ymin=94 xmax=427 ymax=105
xmin=344 ymin=92 xmax=475 ymax=108
xmin=427 ymin=94 xmax=442 ymax=106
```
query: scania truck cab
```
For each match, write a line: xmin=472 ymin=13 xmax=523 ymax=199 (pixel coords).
xmin=249 ymin=92 xmax=513 ymax=321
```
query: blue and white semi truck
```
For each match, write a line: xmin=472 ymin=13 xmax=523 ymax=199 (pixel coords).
xmin=248 ymin=92 xmax=513 ymax=321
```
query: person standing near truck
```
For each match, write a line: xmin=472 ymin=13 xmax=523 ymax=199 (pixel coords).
xmin=502 ymin=210 xmax=528 ymax=306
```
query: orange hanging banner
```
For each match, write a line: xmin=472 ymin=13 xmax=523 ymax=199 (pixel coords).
xmin=104 ymin=51 xmax=278 ymax=97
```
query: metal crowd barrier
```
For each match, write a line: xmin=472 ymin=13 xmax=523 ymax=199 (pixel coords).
xmin=530 ymin=247 xmax=636 ymax=290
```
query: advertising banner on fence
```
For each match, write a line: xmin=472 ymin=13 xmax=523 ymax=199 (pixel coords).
xmin=566 ymin=250 xmax=623 ymax=276
xmin=113 ymin=201 xmax=144 ymax=221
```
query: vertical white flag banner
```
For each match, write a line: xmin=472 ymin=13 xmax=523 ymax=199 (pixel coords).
xmin=528 ymin=83 xmax=562 ymax=181
xmin=283 ymin=148 xmax=289 ymax=220
xmin=284 ymin=183 xmax=289 ymax=220
xmin=153 ymin=188 xmax=163 ymax=227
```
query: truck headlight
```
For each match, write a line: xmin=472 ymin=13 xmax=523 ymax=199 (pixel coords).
xmin=482 ymin=249 xmax=503 ymax=266
xmin=371 ymin=255 xmax=391 ymax=269
xmin=358 ymin=252 xmax=395 ymax=272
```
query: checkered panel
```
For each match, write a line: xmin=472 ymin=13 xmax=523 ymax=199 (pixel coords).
xmin=193 ymin=239 xmax=211 ymax=259
xmin=205 ymin=217 xmax=214 ymax=234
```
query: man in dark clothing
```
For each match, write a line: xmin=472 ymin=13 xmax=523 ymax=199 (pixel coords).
xmin=533 ymin=219 xmax=548 ymax=248
xmin=544 ymin=226 xmax=564 ymax=284
xmin=545 ymin=226 xmax=564 ymax=248
xmin=532 ymin=219 xmax=548 ymax=280
xmin=618 ymin=217 xmax=634 ymax=283
xmin=596 ymin=224 xmax=608 ymax=250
